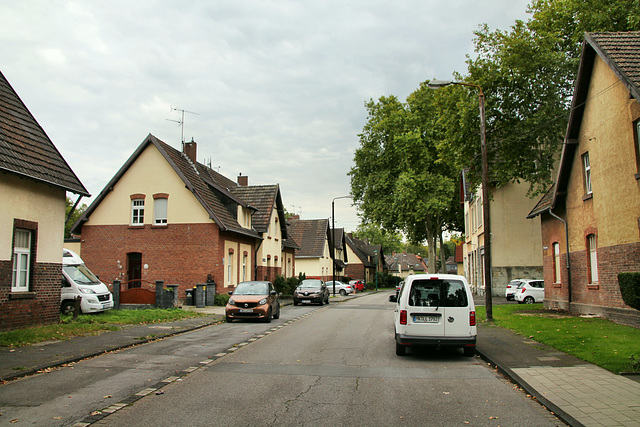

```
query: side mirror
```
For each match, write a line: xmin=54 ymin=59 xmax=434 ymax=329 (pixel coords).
xmin=270 ymin=290 xmax=277 ymax=296
xmin=389 ymin=295 xmax=397 ymax=303
xmin=228 ymin=291 xmax=233 ymax=295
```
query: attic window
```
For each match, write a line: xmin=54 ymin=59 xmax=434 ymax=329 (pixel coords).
xmin=131 ymin=199 xmax=145 ymax=226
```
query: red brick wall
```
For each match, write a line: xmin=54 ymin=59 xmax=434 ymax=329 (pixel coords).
xmin=78 ymin=223 xmax=251 ymax=298
xmin=0 ymin=261 xmax=61 ymax=331
xmin=345 ymin=263 xmax=364 ymax=281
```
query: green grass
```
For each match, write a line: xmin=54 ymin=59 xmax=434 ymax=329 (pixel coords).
xmin=0 ymin=308 xmax=208 ymax=348
xmin=476 ymin=304 xmax=640 ymax=373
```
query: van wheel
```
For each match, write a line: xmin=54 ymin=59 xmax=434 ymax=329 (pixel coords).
xmin=395 ymin=342 xmax=406 ymax=356
xmin=61 ymin=301 xmax=77 ymax=315
xmin=524 ymin=296 xmax=535 ymax=304
xmin=463 ymin=346 xmax=475 ymax=357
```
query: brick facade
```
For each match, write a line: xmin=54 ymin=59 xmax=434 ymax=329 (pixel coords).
xmin=78 ymin=223 xmax=253 ymax=298
xmin=0 ymin=261 xmax=61 ymax=331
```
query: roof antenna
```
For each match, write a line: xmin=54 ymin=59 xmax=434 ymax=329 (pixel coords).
xmin=166 ymin=106 xmax=199 ymax=147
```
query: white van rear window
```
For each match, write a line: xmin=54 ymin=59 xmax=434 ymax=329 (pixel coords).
xmin=409 ymin=279 xmax=468 ymax=307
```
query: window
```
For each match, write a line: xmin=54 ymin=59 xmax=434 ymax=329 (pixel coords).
xmin=553 ymin=243 xmax=561 ymax=284
xmin=587 ymin=234 xmax=598 ymax=283
xmin=227 ymin=253 xmax=233 ymax=285
xmin=582 ymin=152 xmax=592 ymax=195
xmin=12 ymin=229 xmax=31 ymax=292
xmin=131 ymin=199 xmax=145 ymax=225
xmin=409 ymin=279 xmax=468 ymax=307
xmin=242 ymin=254 xmax=247 ymax=282
xmin=154 ymin=198 xmax=168 ymax=225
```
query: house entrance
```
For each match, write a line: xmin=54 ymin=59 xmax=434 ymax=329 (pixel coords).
xmin=127 ymin=252 xmax=142 ymax=288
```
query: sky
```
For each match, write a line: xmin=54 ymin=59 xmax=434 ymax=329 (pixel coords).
xmin=1 ymin=0 xmax=531 ymax=232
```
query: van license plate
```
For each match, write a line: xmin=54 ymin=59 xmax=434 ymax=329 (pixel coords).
xmin=239 ymin=309 xmax=253 ymax=313
xmin=414 ymin=315 xmax=439 ymax=323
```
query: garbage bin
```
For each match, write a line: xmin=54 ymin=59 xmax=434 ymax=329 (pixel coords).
xmin=185 ymin=288 xmax=194 ymax=306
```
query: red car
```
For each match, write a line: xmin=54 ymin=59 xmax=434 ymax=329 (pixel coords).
xmin=349 ymin=280 xmax=365 ymax=292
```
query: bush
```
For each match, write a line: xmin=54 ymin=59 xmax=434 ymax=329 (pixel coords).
xmin=618 ymin=273 xmax=640 ymax=310
xmin=273 ymin=275 xmax=300 ymax=295
xmin=214 ymin=293 xmax=230 ymax=306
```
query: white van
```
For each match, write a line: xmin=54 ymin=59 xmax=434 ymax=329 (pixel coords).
xmin=389 ymin=274 xmax=476 ymax=356
xmin=61 ymin=249 xmax=113 ymax=315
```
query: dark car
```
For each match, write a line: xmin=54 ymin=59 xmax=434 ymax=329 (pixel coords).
xmin=293 ymin=279 xmax=329 ymax=306
xmin=226 ymin=281 xmax=280 ymax=323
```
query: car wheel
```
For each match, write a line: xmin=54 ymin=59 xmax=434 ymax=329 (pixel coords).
xmin=319 ymin=298 xmax=323 ymax=306
xmin=524 ymin=296 xmax=535 ymax=304
xmin=395 ymin=342 xmax=406 ymax=356
xmin=325 ymin=296 xmax=329 ymax=304
xmin=463 ymin=346 xmax=475 ymax=357
xmin=273 ymin=305 xmax=280 ymax=319
xmin=61 ymin=301 xmax=77 ymax=315
xmin=339 ymin=289 xmax=346 ymax=296
xmin=264 ymin=308 xmax=272 ymax=323
xmin=293 ymin=299 xmax=299 ymax=306
xmin=226 ymin=316 xmax=233 ymax=323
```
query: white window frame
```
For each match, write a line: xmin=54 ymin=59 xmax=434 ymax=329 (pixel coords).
xmin=12 ymin=229 xmax=31 ymax=292
xmin=583 ymin=153 xmax=592 ymax=195
xmin=227 ymin=253 xmax=233 ymax=285
xmin=131 ymin=199 xmax=145 ymax=225
xmin=242 ymin=254 xmax=247 ymax=282
xmin=154 ymin=198 xmax=168 ymax=225
xmin=588 ymin=234 xmax=598 ymax=283
xmin=553 ymin=242 xmax=561 ymax=284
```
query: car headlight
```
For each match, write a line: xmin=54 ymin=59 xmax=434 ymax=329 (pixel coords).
xmin=228 ymin=298 xmax=236 ymax=306
xmin=79 ymin=288 xmax=97 ymax=294
xmin=259 ymin=298 xmax=267 ymax=305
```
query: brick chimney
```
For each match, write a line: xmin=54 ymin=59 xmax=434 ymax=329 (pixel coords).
xmin=289 ymin=214 xmax=300 ymax=220
xmin=184 ymin=139 xmax=197 ymax=163
xmin=237 ymin=173 xmax=248 ymax=186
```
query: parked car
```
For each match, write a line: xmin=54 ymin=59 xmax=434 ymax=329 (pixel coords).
xmin=293 ymin=279 xmax=329 ymax=305
xmin=61 ymin=248 xmax=113 ymax=315
xmin=325 ymin=281 xmax=354 ymax=296
xmin=389 ymin=274 xmax=476 ymax=357
xmin=226 ymin=281 xmax=281 ymax=322
xmin=515 ymin=280 xmax=545 ymax=304
xmin=349 ymin=280 xmax=365 ymax=291
xmin=505 ymin=279 xmax=526 ymax=301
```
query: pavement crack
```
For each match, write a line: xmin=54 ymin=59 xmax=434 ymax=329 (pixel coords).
xmin=269 ymin=376 xmax=321 ymax=426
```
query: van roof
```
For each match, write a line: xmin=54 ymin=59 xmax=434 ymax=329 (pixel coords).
xmin=63 ymin=248 xmax=84 ymax=265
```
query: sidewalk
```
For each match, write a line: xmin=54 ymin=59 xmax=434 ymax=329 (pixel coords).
xmin=2 ymin=293 xmax=639 ymax=426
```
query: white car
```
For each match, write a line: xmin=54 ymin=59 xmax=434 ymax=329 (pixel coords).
xmin=505 ymin=279 xmax=526 ymax=300
xmin=389 ymin=274 xmax=476 ymax=357
xmin=325 ymin=281 xmax=354 ymax=296
xmin=514 ymin=280 xmax=545 ymax=304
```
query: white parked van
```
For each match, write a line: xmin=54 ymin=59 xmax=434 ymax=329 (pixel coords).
xmin=61 ymin=249 xmax=113 ymax=315
xmin=389 ymin=274 xmax=476 ymax=356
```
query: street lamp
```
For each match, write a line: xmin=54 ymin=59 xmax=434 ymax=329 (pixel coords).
xmin=373 ymin=250 xmax=379 ymax=291
xmin=332 ymin=195 xmax=352 ymax=296
xmin=428 ymin=79 xmax=493 ymax=321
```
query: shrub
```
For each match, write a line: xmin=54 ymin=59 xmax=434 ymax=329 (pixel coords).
xmin=214 ymin=293 xmax=230 ymax=306
xmin=618 ymin=273 xmax=640 ymax=310
xmin=274 ymin=275 xmax=300 ymax=295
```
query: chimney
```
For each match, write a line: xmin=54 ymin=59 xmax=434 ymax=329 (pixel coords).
xmin=184 ymin=138 xmax=197 ymax=163
xmin=237 ymin=173 xmax=248 ymax=186
xmin=290 ymin=214 xmax=300 ymax=220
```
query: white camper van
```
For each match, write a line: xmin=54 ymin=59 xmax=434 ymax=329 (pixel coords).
xmin=389 ymin=274 xmax=477 ymax=356
xmin=61 ymin=249 xmax=113 ymax=314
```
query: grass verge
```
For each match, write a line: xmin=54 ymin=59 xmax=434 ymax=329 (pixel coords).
xmin=0 ymin=308 xmax=208 ymax=348
xmin=476 ymin=303 xmax=640 ymax=373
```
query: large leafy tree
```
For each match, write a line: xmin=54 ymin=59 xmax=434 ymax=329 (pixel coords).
xmin=353 ymin=223 xmax=404 ymax=255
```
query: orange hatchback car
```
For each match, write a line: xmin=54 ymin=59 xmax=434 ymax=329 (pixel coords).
xmin=226 ymin=281 xmax=281 ymax=323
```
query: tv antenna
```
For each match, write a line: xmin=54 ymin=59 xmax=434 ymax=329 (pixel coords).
xmin=166 ymin=106 xmax=199 ymax=145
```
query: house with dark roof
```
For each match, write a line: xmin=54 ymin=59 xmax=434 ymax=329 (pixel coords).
xmin=1 ymin=70 xmax=89 ymax=331
xmin=71 ymin=134 xmax=295 ymax=299
xmin=345 ymin=233 xmax=385 ymax=284
xmin=528 ymin=32 xmax=640 ymax=326
xmin=329 ymin=227 xmax=348 ymax=279
xmin=385 ymin=251 xmax=426 ymax=279
xmin=287 ymin=217 xmax=335 ymax=280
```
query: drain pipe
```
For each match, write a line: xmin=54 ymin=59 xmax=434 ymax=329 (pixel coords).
xmin=548 ymin=209 xmax=571 ymax=304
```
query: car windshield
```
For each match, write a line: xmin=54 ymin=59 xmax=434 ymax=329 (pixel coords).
xmin=63 ymin=265 xmax=101 ymax=285
xmin=299 ymin=280 xmax=322 ymax=289
xmin=233 ymin=282 xmax=268 ymax=295
xmin=408 ymin=279 xmax=468 ymax=307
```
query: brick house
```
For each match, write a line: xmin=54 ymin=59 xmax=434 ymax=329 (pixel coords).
xmin=527 ymin=32 xmax=640 ymax=326
xmin=344 ymin=233 xmax=385 ymax=284
xmin=1 ymin=71 xmax=90 ymax=331
xmin=71 ymin=134 xmax=294 ymax=299
xmin=287 ymin=218 xmax=335 ymax=281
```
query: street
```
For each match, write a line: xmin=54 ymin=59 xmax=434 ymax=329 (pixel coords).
xmin=94 ymin=292 xmax=559 ymax=426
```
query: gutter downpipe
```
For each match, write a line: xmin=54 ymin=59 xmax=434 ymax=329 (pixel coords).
xmin=548 ymin=208 xmax=571 ymax=305
xmin=254 ymin=238 xmax=264 ymax=281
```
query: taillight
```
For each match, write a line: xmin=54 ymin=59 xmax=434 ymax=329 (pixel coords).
xmin=400 ymin=310 xmax=407 ymax=325
xmin=470 ymin=311 xmax=476 ymax=326
xmin=521 ymin=287 xmax=526 ymax=293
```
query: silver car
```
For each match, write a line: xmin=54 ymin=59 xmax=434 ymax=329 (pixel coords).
xmin=325 ymin=281 xmax=354 ymax=296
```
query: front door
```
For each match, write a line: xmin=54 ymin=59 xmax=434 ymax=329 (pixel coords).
xmin=127 ymin=252 xmax=142 ymax=288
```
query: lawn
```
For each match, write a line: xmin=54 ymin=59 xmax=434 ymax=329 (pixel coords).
xmin=476 ymin=304 xmax=640 ymax=374
xmin=0 ymin=308 xmax=208 ymax=348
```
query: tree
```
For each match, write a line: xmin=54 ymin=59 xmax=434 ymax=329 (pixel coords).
xmin=65 ymin=197 xmax=87 ymax=238
xmin=353 ymin=223 xmax=403 ymax=255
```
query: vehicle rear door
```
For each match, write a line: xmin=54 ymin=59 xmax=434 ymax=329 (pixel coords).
xmin=441 ymin=279 xmax=472 ymax=338
xmin=404 ymin=278 xmax=446 ymax=338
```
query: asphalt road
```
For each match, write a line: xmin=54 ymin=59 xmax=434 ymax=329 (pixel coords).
xmin=95 ymin=292 xmax=561 ymax=426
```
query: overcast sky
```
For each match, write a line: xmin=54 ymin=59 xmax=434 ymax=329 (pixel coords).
xmin=1 ymin=0 xmax=530 ymax=232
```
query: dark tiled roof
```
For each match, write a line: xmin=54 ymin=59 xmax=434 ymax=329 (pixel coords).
xmin=530 ymin=32 xmax=640 ymax=217
xmin=231 ymin=185 xmax=278 ymax=233
xmin=385 ymin=252 xmax=425 ymax=272
xmin=346 ymin=234 xmax=385 ymax=267
xmin=287 ymin=218 xmax=330 ymax=258
xmin=0 ymin=71 xmax=89 ymax=196
xmin=73 ymin=134 xmax=260 ymax=239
